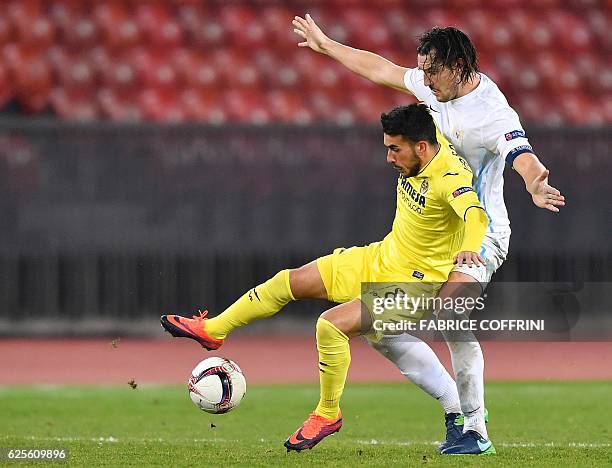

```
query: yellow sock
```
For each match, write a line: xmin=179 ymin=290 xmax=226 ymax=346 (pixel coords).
xmin=205 ymin=270 xmax=295 ymax=340
xmin=314 ymin=318 xmax=351 ymax=420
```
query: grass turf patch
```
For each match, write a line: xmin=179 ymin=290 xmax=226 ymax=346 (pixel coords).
xmin=1 ymin=382 xmax=611 ymax=466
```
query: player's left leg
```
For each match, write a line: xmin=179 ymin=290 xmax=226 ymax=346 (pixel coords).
xmin=284 ymin=299 xmax=368 ymax=452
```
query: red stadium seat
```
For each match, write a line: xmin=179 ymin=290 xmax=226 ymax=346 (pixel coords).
xmin=535 ymin=53 xmax=583 ymax=94
xmin=7 ymin=0 xmax=43 ymax=25
xmin=61 ymin=16 xmax=99 ymax=50
xmin=219 ymin=5 xmax=267 ymax=48
xmin=308 ymin=89 xmax=355 ymax=124
xmin=469 ymin=11 xmax=514 ymax=53
xmin=180 ymin=88 xmax=226 ymax=123
xmin=294 ymin=52 xmax=343 ymax=90
xmin=383 ymin=8 xmax=416 ymax=51
xmin=222 ymin=89 xmax=269 ymax=124
xmin=252 ymin=49 xmax=280 ymax=79
xmin=48 ymin=0 xmax=85 ymax=27
xmin=269 ymin=61 xmax=300 ymax=89
xmin=515 ymin=94 xmax=563 ymax=126
xmin=176 ymin=2 xmax=207 ymax=33
xmin=515 ymin=66 xmax=542 ymax=93
xmin=560 ymin=93 xmax=600 ymax=126
xmin=425 ymin=9 xmax=462 ymax=30
xmin=351 ymin=88 xmax=394 ymax=122
xmin=343 ymin=8 xmax=392 ymax=50
xmin=139 ymin=88 xmax=185 ymax=122
xmin=213 ymin=49 xmax=263 ymax=89
xmin=261 ymin=7 xmax=296 ymax=52
xmin=266 ymin=90 xmax=313 ymax=124
xmin=128 ymin=48 xmax=178 ymax=90
xmin=97 ymin=87 xmax=142 ymax=121
xmin=184 ymin=10 xmax=226 ymax=49
xmin=573 ymin=53 xmax=602 ymax=95
xmin=173 ymin=49 xmax=219 ymax=90
xmin=547 ymin=11 xmax=594 ymax=52
xmin=56 ymin=52 xmax=96 ymax=90
xmin=89 ymin=45 xmax=112 ymax=77
xmin=134 ymin=3 xmax=183 ymax=48
xmin=586 ymin=9 xmax=611 ymax=51
xmin=50 ymin=87 xmax=99 ymax=120
xmin=491 ymin=52 xmax=521 ymax=83
xmin=94 ymin=2 xmax=140 ymax=50
xmin=14 ymin=15 xmax=55 ymax=47
xmin=102 ymin=55 xmax=139 ymax=91
xmin=509 ymin=13 xmax=554 ymax=51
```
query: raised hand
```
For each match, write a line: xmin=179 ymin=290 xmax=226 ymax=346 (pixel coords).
xmin=292 ymin=13 xmax=330 ymax=53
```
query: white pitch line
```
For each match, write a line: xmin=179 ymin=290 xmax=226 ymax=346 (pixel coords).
xmin=356 ymin=439 xmax=612 ymax=449
xmin=0 ymin=436 xmax=237 ymax=444
xmin=2 ymin=435 xmax=610 ymax=449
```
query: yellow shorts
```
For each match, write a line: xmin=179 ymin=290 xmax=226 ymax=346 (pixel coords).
xmin=316 ymin=242 xmax=442 ymax=341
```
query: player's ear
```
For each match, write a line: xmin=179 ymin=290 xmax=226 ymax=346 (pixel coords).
xmin=415 ymin=141 xmax=428 ymax=157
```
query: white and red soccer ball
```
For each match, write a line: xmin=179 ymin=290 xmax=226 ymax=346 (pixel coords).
xmin=188 ymin=357 xmax=246 ymax=414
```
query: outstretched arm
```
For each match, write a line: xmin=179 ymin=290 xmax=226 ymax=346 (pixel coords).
xmin=292 ymin=14 xmax=411 ymax=94
xmin=512 ymin=153 xmax=566 ymax=213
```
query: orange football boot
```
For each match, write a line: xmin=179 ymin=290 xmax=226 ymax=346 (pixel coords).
xmin=284 ymin=412 xmax=343 ymax=452
xmin=160 ymin=310 xmax=224 ymax=350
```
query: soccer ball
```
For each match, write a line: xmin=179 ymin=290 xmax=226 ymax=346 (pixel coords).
xmin=188 ymin=357 xmax=246 ymax=414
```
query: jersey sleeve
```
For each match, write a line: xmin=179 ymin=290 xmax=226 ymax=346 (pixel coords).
xmin=438 ymin=163 xmax=484 ymax=220
xmin=482 ymin=107 xmax=534 ymax=167
xmin=403 ymin=68 xmax=435 ymax=104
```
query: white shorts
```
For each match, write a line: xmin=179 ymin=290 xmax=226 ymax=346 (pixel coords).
xmin=452 ymin=233 xmax=510 ymax=285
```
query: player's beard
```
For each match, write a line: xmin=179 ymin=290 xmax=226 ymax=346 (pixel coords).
xmin=437 ymin=83 xmax=460 ymax=102
xmin=404 ymin=161 xmax=421 ymax=178
xmin=435 ymin=77 xmax=461 ymax=102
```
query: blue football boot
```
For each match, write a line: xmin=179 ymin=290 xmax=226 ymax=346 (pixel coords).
xmin=441 ymin=430 xmax=496 ymax=455
xmin=438 ymin=409 xmax=489 ymax=453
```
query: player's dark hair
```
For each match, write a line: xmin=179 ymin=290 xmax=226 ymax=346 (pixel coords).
xmin=417 ymin=27 xmax=479 ymax=85
xmin=381 ymin=104 xmax=437 ymax=145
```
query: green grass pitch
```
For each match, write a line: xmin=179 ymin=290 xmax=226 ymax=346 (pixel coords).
xmin=1 ymin=382 xmax=611 ymax=466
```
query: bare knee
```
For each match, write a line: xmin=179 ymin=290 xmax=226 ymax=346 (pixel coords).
xmin=320 ymin=301 xmax=369 ymax=338
xmin=289 ymin=261 xmax=328 ymax=300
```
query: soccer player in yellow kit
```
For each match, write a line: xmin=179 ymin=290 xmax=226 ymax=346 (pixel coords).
xmin=161 ymin=104 xmax=489 ymax=451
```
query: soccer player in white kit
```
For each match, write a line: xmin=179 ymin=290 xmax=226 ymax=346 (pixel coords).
xmin=293 ymin=14 xmax=565 ymax=454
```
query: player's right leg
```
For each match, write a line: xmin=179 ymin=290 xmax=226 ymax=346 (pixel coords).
xmin=160 ymin=260 xmax=327 ymax=349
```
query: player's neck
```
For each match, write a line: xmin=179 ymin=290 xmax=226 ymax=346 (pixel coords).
xmin=456 ymin=73 xmax=481 ymax=99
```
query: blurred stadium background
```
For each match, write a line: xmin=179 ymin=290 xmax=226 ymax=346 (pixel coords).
xmin=0 ymin=0 xmax=611 ymax=385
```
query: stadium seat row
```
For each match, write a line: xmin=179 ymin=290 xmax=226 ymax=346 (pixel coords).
xmin=1 ymin=0 xmax=610 ymax=125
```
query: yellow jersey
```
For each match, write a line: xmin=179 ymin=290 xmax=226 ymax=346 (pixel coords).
xmin=376 ymin=131 xmax=483 ymax=282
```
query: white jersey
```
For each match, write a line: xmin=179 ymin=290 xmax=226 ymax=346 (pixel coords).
xmin=403 ymin=70 xmax=534 ymax=239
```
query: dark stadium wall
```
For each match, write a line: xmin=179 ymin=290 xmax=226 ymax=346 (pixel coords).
xmin=0 ymin=122 xmax=609 ymax=334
